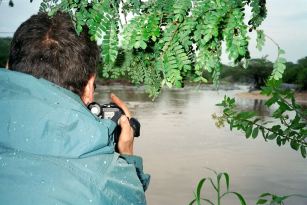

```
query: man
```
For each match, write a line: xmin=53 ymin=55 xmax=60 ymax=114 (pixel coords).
xmin=0 ymin=11 xmax=149 ymax=205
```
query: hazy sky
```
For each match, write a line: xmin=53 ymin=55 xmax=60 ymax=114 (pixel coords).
xmin=0 ymin=0 xmax=306 ymax=63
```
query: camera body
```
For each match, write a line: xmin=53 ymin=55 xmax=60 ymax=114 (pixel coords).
xmin=88 ymin=102 xmax=124 ymax=121
xmin=87 ymin=102 xmax=140 ymax=143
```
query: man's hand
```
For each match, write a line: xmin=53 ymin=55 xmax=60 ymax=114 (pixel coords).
xmin=110 ymin=93 xmax=134 ymax=155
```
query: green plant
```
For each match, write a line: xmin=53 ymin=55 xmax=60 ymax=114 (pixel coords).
xmin=189 ymin=169 xmax=246 ymax=205
xmin=190 ymin=169 xmax=307 ymax=205
xmin=213 ymin=80 xmax=307 ymax=158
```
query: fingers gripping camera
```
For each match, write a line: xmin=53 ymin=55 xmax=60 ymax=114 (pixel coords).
xmin=87 ymin=102 xmax=141 ymax=142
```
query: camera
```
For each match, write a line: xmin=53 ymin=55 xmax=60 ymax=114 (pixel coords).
xmin=87 ymin=102 xmax=140 ymax=143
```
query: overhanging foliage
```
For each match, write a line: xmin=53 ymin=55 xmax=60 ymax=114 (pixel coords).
xmin=38 ymin=0 xmax=273 ymax=98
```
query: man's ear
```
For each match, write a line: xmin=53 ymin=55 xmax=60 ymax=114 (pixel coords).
xmin=81 ymin=74 xmax=96 ymax=105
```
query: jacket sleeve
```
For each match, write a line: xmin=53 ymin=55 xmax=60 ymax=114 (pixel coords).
xmin=119 ymin=155 xmax=150 ymax=191
xmin=101 ymin=154 xmax=150 ymax=205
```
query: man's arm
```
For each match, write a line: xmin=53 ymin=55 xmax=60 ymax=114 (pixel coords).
xmin=110 ymin=93 xmax=135 ymax=155
xmin=110 ymin=93 xmax=150 ymax=191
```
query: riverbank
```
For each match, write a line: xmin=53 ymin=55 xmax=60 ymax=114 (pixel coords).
xmin=236 ymin=90 xmax=307 ymax=104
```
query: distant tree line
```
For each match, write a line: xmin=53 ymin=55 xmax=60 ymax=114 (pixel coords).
xmin=214 ymin=57 xmax=307 ymax=90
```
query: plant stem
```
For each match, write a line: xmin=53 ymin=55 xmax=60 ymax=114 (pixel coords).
xmin=217 ymin=179 xmax=221 ymax=205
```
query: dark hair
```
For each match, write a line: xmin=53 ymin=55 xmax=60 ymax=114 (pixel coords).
xmin=8 ymin=12 xmax=99 ymax=96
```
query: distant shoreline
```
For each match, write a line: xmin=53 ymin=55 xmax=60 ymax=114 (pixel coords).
xmin=236 ymin=90 xmax=307 ymax=104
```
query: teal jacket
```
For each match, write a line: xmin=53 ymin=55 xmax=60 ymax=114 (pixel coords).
xmin=0 ymin=68 xmax=149 ymax=205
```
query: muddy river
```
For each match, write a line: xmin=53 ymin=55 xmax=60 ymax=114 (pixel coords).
xmin=95 ymin=84 xmax=307 ymax=205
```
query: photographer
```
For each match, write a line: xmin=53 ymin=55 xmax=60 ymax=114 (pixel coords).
xmin=0 ymin=11 xmax=149 ymax=205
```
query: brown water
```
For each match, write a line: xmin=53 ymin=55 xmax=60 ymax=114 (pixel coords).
xmin=95 ymin=85 xmax=307 ymax=205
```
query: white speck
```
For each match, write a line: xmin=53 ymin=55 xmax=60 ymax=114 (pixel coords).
xmin=52 ymin=187 xmax=55 ymax=192
xmin=89 ymin=199 xmax=93 ymax=203
xmin=21 ymin=124 xmax=25 ymax=128
xmin=75 ymin=114 xmax=79 ymax=117
xmin=104 ymin=161 xmax=107 ymax=164
xmin=13 ymin=152 xmax=16 ymax=156
xmin=84 ymin=164 xmax=88 ymax=168
xmin=66 ymin=159 xmax=70 ymax=162
xmin=91 ymin=135 xmax=94 ymax=138
xmin=25 ymin=138 xmax=29 ymax=142
xmin=13 ymin=121 xmax=17 ymax=124
xmin=0 ymin=157 xmax=2 ymax=160
xmin=41 ymin=180 xmax=45 ymax=184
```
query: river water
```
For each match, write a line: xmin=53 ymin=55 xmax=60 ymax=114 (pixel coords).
xmin=95 ymin=84 xmax=307 ymax=205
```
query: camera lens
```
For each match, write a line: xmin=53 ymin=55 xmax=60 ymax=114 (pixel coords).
xmin=88 ymin=103 xmax=101 ymax=117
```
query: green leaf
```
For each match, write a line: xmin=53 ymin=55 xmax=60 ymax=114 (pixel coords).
xmin=272 ymin=195 xmax=290 ymax=203
xmin=265 ymin=95 xmax=278 ymax=107
xmin=278 ymin=48 xmax=285 ymax=55
xmin=217 ymin=172 xmax=230 ymax=192
xmin=245 ymin=125 xmax=253 ymax=138
xmin=256 ymin=199 xmax=268 ymax=204
xmin=256 ymin=30 xmax=265 ymax=51
xmin=237 ymin=112 xmax=256 ymax=120
xmin=301 ymin=146 xmax=307 ymax=158
xmin=188 ymin=199 xmax=196 ymax=205
xmin=226 ymin=192 xmax=247 ymax=205
xmin=252 ymin=127 xmax=259 ymax=139
xmin=290 ymin=139 xmax=300 ymax=151
xmin=267 ymin=133 xmax=277 ymax=140
xmin=140 ymin=41 xmax=147 ymax=49
xmin=196 ymin=178 xmax=207 ymax=203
